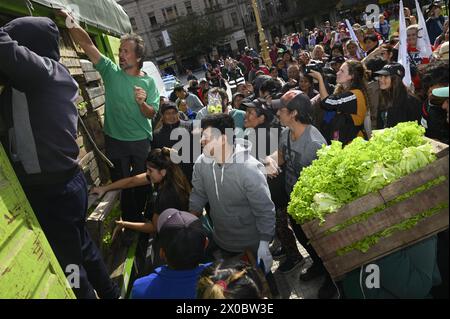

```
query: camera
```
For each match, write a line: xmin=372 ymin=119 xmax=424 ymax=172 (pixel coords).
xmin=304 ymin=61 xmax=325 ymax=74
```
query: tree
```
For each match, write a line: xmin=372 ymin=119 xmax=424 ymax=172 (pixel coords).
xmin=170 ymin=13 xmax=224 ymax=59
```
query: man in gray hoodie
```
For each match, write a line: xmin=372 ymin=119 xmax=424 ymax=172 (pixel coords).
xmin=189 ymin=113 xmax=275 ymax=273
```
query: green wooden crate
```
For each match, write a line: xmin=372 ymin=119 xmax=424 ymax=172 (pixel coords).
xmin=0 ymin=144 xmax=75 ymax=299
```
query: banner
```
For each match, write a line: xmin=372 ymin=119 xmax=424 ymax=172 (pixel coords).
xmin=398 ymin=0 xmax=412 ymax=87
xmin=345 ymin=19 xmax=366 ymax=59
xmin=415 ymin=0 xmax=433 ymax=59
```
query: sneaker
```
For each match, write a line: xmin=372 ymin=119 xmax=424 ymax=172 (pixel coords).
xmin=272 ymin=246 xmax=286 ymax=260
xmin=318 ymin=276 xmax=338 ymax=299
xmin=299 ymin=263 xmax=325 ymax=281
xmin=278 ymin=257 xmax=305 ymax=274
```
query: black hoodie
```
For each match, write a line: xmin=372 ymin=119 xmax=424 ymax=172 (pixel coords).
xmin=0 ymin=17 xmax=79 ymax=186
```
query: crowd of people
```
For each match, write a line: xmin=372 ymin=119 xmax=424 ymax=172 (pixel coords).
xmin=0 ymin=2 xmax=448 ymax=300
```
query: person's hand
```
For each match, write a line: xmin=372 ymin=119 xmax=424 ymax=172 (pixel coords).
xmin=308 ymin=70 xmax=322 ymax=81
xmin=134 ymin=86 xmax=147 ymax=106
xmin=90 ymin=186 xmax=107 ymax=198
xmin=56 ymin=9 xmax=77 ymax=29
xmin=257 ymin=240 xmax=273 ymax=274
xmin=115 ymin=219 xmax=125 ymax=229
xmin=264 ymin=156 xmax=280 ymax=178
xmin=288 ymin=78 xmax=298 ymax=86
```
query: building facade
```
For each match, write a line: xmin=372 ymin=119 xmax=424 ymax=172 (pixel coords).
xmin=118 ymin=0 xmax=248 ymax=72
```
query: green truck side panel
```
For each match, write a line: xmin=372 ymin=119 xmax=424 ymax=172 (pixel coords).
xmin=0 ymin=144 xmax=75 ymax=299
xmin=104 ymin=35 xmax=121 ymax=65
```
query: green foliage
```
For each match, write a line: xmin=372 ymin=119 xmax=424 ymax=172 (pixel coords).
xmin=102 ymin=203 xmax=122 ymax=248
xmin=170 ymin=13 xmax=224 ymax=59
xmin=288 ymin=122 xmax=436 ymax=225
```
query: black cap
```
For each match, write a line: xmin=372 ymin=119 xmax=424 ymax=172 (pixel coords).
xmin=241 ymin=98 xmax=274 ymax=121
xmin=157 ymin=208 xmax=200 ymax=233
xmin=374 ymin=63 xmax=405 ymax=79
xmin=160 ymin=102 xmax=178 ymax=114
xmin=331 ymin=56 xmax=346 ymax=64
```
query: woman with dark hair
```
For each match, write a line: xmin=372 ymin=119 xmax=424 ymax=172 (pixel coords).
xmin=197 ymin=261 xmax=267 ymax=299
xmin=91 ymin=147 xmax=192 ymax=234
xmin=309 ymin=60 xmax=370 ymax=145
xmin=299 ymin=74 xmax=319 ymax=99
xmin=375 ymin=63 xmax=422 ymax=128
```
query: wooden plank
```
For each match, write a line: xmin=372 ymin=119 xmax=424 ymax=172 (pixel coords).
xmin=60 ymin=57 xmax=81 ymax=68
xmin=85 ymin=86 xmax=105 ymax=100
xmin=379 ymin=156 xmax=449 ymax=203
xmin=426 ymin=137 xmax=449 ymax=158
xmin=87 ymin=190 xmax=121 ymax=222
xmin=90 ymin=95 xmax=105 ymax=110
xmin=302 ymin=192 xmax=384 ymax=239
xmin=80 ymin=60 xmax=95 ymax=72
xmin=85 ymin=115 xmax=106 ymax=150
xmin=324 ymin=210 xmax=449 ymax=280
xmin=68 ymin=68 xmax=84 ymax=76
xmin=79 ymin=151 xmax=95 ymax=169
xmin=84 ymin=71 xmax=102 ymax=83
xmin=311 ymin=181 xmax=449 ymax=259
xmin=96 ymin=105 xmax=105 ymax=117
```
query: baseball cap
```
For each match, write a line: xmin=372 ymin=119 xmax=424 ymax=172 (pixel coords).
xmin=160 ymin=101 xmax=178 ymax=114
xmin=432 ymin=86 xmax=449 ymax=99
xmin=271 ymin=90 xmax=313 ymax=122
xmin=199 ymin=77 xmax=208 ymax=83
xmin=157 ymin=208 xmax=207 ymax=270
xmin=174 ymin=83 xmax=185 ymax=91
xmin=241 ymin=98 xmax=274 ymax=121
xmin=374 ymin=63 xmax=406 ymax=79
xmin=331 ymin=56 xmax=346 ymax=64
xmin=157 ymin=208 xmax=200 ymax=233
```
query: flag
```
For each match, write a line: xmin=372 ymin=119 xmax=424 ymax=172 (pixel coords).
xmin=345 ymin=19 xmax=366 ymax=60
xmin=398 ymin=0 xmax=412 ymax=87
xmin=415 ymin=0 xmax=433 ymax=59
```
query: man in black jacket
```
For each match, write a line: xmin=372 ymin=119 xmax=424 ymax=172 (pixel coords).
xmin=0 ymin=17 xmax=119 ymax=299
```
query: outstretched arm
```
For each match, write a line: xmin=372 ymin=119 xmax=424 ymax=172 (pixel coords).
xmin=57 ymin=10 xmax=101 ymax=65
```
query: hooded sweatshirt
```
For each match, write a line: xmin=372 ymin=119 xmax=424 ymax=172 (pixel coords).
xmin=189 ymin=139 xmax=275 ymax=253
xmin=0 ymin=17 xmax=79 ymax=186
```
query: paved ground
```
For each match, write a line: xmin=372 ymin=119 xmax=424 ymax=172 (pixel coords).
xmin=270 ymin=243 xmax=328 ymax=299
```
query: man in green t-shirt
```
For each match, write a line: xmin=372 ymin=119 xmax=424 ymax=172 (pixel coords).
xmin=63 ymin=10 xmax=159 ymax=222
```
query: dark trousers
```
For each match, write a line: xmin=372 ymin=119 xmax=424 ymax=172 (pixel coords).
xmin=276 ymin=207 xmax=302 ymax=260
xmin=268 ymin=173 xmax=302 ymax=261
xmin=288 ymin=215 xmax=326 ymax=271
xmin=24 ymin=170 xmax=119 ymax=299
xmin=105 ymin=135 xmax=151 ymax=222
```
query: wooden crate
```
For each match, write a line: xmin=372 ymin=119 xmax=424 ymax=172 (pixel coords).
xmin=301 ymin=139 xmax=449 ymax=281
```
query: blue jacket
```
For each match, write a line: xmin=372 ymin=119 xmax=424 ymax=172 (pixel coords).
xmin=131 ymin=263 xmax=212 ymax=299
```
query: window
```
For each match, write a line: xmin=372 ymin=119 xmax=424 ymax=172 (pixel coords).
xmin=231 ymin=11 xmax=238 ymax=25
xmin=129 ymin=17 xmax=138 ymax=32
xmin=148 ymin=12 xmax=157 ymax=27
xmin=156 ymin=35 xmax=165 ymax=49
xmin=216 ymin=16 xmax=224 ymax=29
xmin=184 ymin=1 xmax=193 ymax=14
xmin=163 ymin=6 xmax=178 ymax=21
